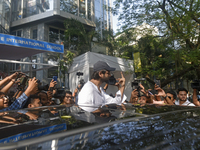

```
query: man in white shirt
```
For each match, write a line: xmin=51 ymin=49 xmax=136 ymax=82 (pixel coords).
xmin=175 ymin=88 xmax=195 ymax=106
xmin=78 ymin=61 xmax=126 ymax=112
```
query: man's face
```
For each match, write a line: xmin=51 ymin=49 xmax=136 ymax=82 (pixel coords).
xmin=101 ymin=71 xmax=111 ymax=82
xmin=28 ymin=98 xmax=42 ymax=108
xmin=39 ymin=93 xmax=50 ymax=106
xmin=178 ymin=91 xmax=187 ymax=101
xmin=63 ymin=93 xmax=73 ymax=104
xmin=166 ymin=93 xmax=175 ymax=103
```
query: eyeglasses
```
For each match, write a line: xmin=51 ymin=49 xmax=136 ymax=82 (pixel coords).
xmin=65 ymin=96 xmax=74 ymax=99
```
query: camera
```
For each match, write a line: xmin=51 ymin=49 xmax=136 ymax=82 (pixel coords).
xmin=191 ymin=80 xmax=200 ymax=90
xmin=37 ymin=80 xmax=49 ymax=91
xmin=131 ymin=78 xmax=146 ymax=97
xmin=106 ymin=75 xmax=117 ymax=85
xmin=77 ymin=79 xmax=85 ymax=90
xmin=191 ymin=80 xmax=200 ymax=98
xmin=53 ymin=89 xmax=65 ymax=98
xmin=76 ymin=72 xmax=83 ymax=77
xmin=17 ymin=75 xmax=29 ymax=90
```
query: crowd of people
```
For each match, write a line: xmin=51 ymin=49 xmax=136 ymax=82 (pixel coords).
xmin=0 ymin=61 xmax=199 ymax=120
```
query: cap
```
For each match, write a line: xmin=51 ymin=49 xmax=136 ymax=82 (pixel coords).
xmin=93 ymin=61 xmax=116 ymax=72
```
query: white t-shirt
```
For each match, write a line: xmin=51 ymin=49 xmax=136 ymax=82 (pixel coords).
xmin=78 ymin=81 xmax=126 ymax=112
xmin=175 ymin=99 xmax=195 ymax=106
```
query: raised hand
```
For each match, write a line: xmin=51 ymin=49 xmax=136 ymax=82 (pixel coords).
xmin=49 ymin=79 xmax=57 ymax=88
xmin=25 ymin=77 xmax=38 ymax=96
xmin=117 ymin=72 xmax=125 ymax=87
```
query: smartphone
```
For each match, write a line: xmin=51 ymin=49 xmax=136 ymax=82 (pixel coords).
xmin=53 ymin=76 xmax=57 ymax=81
xmin=154 ymin=79 xmax=161 ymax=87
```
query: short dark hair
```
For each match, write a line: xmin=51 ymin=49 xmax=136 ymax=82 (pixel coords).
xmin=0 ymin=92 xmax=5 ymax=96
xmin=177 ymin=88 xmax=188 ymax=94
xmin=166 ymin=90 xmax=177 ymax=99
xmin=91 ymin=70 xmax=107 ymax=80
xmin=23 ymin=95 xmax=41 ymax=108
xmin=60 ymin=91 xmax=72 ymax=103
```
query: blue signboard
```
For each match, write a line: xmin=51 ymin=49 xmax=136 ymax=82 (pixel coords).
xmin=0 ymin=123 xmax=67 ymax=144
xmin=0 ymin=33 xmax=64 ymax=53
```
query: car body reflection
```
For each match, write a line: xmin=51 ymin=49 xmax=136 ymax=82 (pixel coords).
xmin=0 ymin=103 xmax=200 ymax=149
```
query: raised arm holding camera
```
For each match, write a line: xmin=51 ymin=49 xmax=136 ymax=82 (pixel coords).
xmin=78 ymin=61 xmax=126 ymax=112
xmin=0 ymin=77 xmax=38 ymax=112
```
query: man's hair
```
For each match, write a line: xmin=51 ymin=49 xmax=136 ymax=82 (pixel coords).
xmin=23 ymin=95 xmax=41 ymax=108
xmin=166 ymin=90 xmax=177 ymax=99
xmin=91 ymin=70 xmax=107 ymax=80
xmin=64 ymin=91 xmax=72 ymax=96
xmin=38 ymin=91 xmax=48 ymax=99
xmin=0 ymin=92 xmax=5 ymax=96
xmin=177 ymin=88 xmax=188 ymax=94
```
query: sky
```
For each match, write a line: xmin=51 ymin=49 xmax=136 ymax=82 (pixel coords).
xmin=112 ymin=1 xmax=122 ymax=35
xmin=112 ymin=14 xmax=119 ymax=34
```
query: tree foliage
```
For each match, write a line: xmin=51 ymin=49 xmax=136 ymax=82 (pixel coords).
xmin=64 ymin=18 xmax=99 ymax=55
xmin=113 ymin=0 xmax=200 ymax=87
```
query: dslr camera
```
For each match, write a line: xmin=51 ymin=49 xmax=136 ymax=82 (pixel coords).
xmin=131 ymin=78 xmax=146 ymax=97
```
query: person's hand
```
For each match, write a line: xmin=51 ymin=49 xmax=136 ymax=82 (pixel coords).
xmin=117 ymin=72 xmax=125 ymax=87
xmin=25 ymin=112 xmax=38 ymax=120
xmin=131 ymin=89 xmax=139 ymax=98
xmin=25 ymin=77 xmax=38 ymax=96
xmin=49 ymin=79 xmax=57 ymax=88
xmin=139 ymin=84 xmax=146 ymax=94
xmin=74 ymin=88 xmax=78 ymax=94
xmin=155 ymin=87 xmax=166 ymax=97
xmin=8 ymin=72 xmax=19 ymax=80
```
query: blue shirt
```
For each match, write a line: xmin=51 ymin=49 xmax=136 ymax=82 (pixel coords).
xmin=0 ymin=93 xmax=28 ymax=112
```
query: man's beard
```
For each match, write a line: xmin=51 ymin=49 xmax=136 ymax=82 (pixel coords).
xmin=179 ymin=98 xmax=187 ymax=101
xmin=101 ymin=77 xmax=109 ymax=83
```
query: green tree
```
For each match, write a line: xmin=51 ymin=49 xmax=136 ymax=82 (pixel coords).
xmin=64 ymin=18 xmax=99 ymax=55
xmin=113 ymin=0 xmax=200 ymax=87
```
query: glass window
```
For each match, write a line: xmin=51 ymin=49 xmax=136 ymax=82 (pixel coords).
xmin=49 ymin=27 xmax=59 ymax=44
xmin=60 ymin=0 xmax=78 ymax=16
xmin=79 ymin=0 xmax=85 ymax=18
xmin=48 ymin=66 xmax=58 ymax=78
xmin=31 ymin=27 xmax=37 ymax=40
xmin=11 ymin=30 xmax=22 ymax=37
xmin=17 ymin=30 xmax=22 ymax=37
xmin=11 ymin=0 xmax=22 ymax=21
xmin=87 ymin=0 xmax=92 ymax=20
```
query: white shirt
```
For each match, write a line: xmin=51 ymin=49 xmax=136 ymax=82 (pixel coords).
xmin=175 ymin=99 xmax=195 ymax=106
xmin=78 ymin=81 xmax=127 ymax=112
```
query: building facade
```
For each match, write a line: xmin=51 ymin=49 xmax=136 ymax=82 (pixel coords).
xmin=0 ymin=0 xmax=113 ymax=87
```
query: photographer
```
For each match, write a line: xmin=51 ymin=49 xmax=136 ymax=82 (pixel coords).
xmin=0 ymin=77 xmax=38 ymax=112
xmin=78 ymin=61 xmax=126 ymax=112
xmin=60 ymin=91 xmax=74 ymax=105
